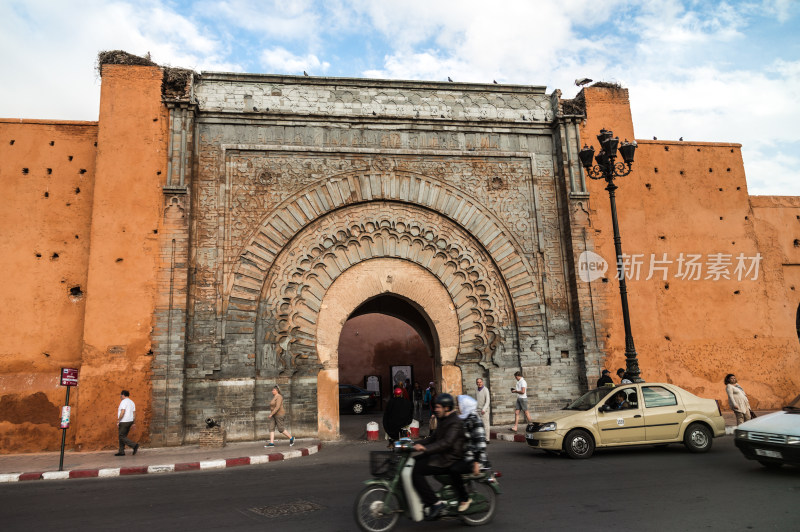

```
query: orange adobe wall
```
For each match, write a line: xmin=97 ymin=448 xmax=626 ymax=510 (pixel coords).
xmin=0 ymin=119 xmax=97 ymax=452
xmin=72 ymin=64 xmax=169 ymax=451
xmin=579 ymin=85 xmax=800 ymax=409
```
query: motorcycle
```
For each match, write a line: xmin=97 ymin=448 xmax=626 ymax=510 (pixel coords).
xmin=354 ymin=439 xmax=501 ymax=531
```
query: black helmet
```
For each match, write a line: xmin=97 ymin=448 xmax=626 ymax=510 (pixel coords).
xmin=434 ymin=393 xmax=455 ymax=411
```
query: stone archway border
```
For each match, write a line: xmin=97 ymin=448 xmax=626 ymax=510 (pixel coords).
xmin=225 ymin=146 xmax=543 ymax=330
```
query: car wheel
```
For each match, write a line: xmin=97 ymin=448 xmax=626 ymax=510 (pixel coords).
xmin=683 ymin=423 xmax=712 ymax=453
xmin=352 ymin=401 xmax=366 ymax=414
xmin=758 ymin=460 xmax=783 ymax=469
xmin=564 ymin=429 xmax=594 ymax=459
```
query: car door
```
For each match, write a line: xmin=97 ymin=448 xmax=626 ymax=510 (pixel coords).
xmin=339 ymin=385 xmax=355 ymax=411
xmin=642 ymin=385 xmax=686 ymax=441
xmin=596 ymin=386 xmax=646 ymax=445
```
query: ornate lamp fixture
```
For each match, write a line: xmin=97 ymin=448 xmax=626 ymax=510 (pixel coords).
xmin=579 ymin=129 xmax=642 ymax=382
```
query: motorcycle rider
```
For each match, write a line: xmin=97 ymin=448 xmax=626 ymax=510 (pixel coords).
xmin=412 ymin=393 xmax=465 ymax=520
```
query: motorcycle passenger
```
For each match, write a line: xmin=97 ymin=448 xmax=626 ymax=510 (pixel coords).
xmin=450 ymin=394 xmax=491 ymax=512
xmin=412 ymin=393 xmax=465 ymax=520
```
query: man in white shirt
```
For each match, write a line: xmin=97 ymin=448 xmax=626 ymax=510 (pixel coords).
xmin=476 ymin=378 xmax=491 ymax=442
xmin=510 ymin=371 xmax=532 ymax=432
xmin=116 ymin=390 xmax=139 ymax=456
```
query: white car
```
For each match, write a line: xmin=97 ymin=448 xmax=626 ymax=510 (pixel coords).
xmin=734 ymin=394 xmax=800 ymax=468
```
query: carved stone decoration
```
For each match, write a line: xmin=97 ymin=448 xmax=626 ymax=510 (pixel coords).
xmin=253 ymin=202 xmax=518 ymax=376
xmin=224 ymin=166 xmax=544 ymax=336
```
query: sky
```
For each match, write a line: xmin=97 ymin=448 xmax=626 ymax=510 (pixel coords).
xmin=1 ymin=0 xmax=798 ymax=195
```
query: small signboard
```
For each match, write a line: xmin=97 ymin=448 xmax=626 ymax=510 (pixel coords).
xmin=60 ymin=368 xmax=79 ymax=387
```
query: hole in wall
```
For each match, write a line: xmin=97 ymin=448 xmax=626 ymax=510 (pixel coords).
xmin=602 ymin=278 xmax=609 ymax=283
xmin=49 ymin=141 xmax=54 ymax=146
xmin=659 ymin=235 xmax=666 ymax=240
xmin=75 ymin=235 xmax=79 ymax=239
xmin=47 ymin=168 xmax=52 ymax=175
xmin=116 ymin=258 xmax=124 ymax=262
xmin=157 ymin=171 xmax=161 ymax=175
xmin=664 ymin=282 xmax=670 ymax=290
xmin=794 ymin=239 xmax=800 ymax=248
xmin=68 ymin=155 xmax=73 ymax=161
xmin=697 ymin=148 xmax=701 ymax=152
xmin=153 ymin=229 xmax=158 ymax=234
xmin=745 ymin=216 xmax=749 ymax=220
xmin=75 ymin=187 xmax=80 ymax=194
xmin=664 ymin=146 xmax=669 ymax=151
xmin=653 ymin=168 xmax=658 ymax=173
xmin=79 ymin=169 xmax=86 ymax=174
xmin=645 ymin=183 xmax=651 ymax=189
xmin=709 ymin=168 xmax=713 ymax=173
xmin=51 ymin=252 xmax=59 ymax=260
xmin=22 ymin=168 xmax=29 ymax=175
xmin=44 ymin=192 xmax=49 ymax=198
xmin=69 ymin=286 xmax=83 ymax=300
xmin=737 ymin=187 xmax=741 ymax=190
xmin=718 ymin=188 xmax=723 ymax=192
xmin=679 ymin=170 xmax=684 ymax=175
xmin=43 ymin=352 xmax=50 ymax=357
xmin=719 ymin=217 xmax=724 ymax=220
xmin=727 ymin=168 xmax=731 ymax=172
xmin=9 ymin=140 xmax=14 ymax=145
xmin=734 ymin=290 xmax=740 ymax=295
xmin=35 ymin=252 xmax=41 ymax=258
xmin=665 ymin=336 xmax=671 ymax=341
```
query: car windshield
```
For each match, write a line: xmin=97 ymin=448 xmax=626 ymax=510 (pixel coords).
xmin=783 ymin=394 xmax=800 ymax=411
xmin=565 ymin=388 xmax=616 ymax=410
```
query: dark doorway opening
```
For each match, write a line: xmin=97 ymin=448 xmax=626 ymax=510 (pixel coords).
xmin=337 ymin=295 xmax=436 ymax=439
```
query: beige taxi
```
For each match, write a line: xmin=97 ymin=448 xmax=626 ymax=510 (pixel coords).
xmin=525 ymin=383 xmax=726 ymax=459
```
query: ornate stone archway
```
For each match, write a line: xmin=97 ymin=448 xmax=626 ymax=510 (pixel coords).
xmin=315 ymin=258 xmax=461 ymax=437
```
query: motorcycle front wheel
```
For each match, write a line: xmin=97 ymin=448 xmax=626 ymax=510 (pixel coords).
xmin=354 ymin=485 xmax=401 ymax=532
xmin=460 ymin=481 xmax=497 ymax=526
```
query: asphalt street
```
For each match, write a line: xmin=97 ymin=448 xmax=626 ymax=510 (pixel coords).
xmin=0 ymin=436 xmax=797 ymax=531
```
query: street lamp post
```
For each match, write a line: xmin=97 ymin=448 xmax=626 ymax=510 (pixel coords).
xmin=578 ymin=129 xmax=643 ymax=382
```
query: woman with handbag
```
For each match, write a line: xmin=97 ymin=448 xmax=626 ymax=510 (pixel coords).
xmin=725 ymin=374 xmax=753 ymax=425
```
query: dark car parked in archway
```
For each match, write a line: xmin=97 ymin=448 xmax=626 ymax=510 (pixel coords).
xmin=340 ymin=384 xmax=377 ymax=414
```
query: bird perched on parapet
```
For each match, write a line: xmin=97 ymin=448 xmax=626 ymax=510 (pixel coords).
xmin=679 ymin=137 xmax=683 ymax=141
xmin=303 ymin=71 xmax=309 ymax=76
xmin=493 ymin=80 xmax=498 ymax=84
xmin=653 ymin=136 xmax=657 ymax=140
xmin=574 ymin=77 xmax=592 ymax=86
xmin=448 ymin=76 xmax=453 ymax=82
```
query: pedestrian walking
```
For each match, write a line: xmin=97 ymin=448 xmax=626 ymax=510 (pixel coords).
xmin=115 ymin=390 xmax=139 ymax=456
xmin=616 ymin=368 xmax=632 ymax=384
xmin=412 ymin=381 xmax=424 ymax=422
xmin=266 ymin=385 xmax=295 ymax=447
xmin=510 ymin=371 xmax=532 ymax=432
xmin=597 ymin=369 xmax=614 ymax=387
xmin=725 ymin=374 xmax=753 ymax=425
xmin=476 ymin=377 xmax=491 ymax=442
xmin=423 ymin=382 xmax=436 ymax=415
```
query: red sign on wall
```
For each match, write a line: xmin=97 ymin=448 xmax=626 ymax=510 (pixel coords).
xmin=60 ymin=368 xmax=79 ymax=386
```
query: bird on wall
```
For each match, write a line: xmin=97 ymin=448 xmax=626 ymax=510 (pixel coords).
xmin=303 ymin=71 xmax=309 ymax=76
xmin=493 ymin=80 xmax=498 ymax=84
xmin=574 ymin=77 xmax=593 ymax=86
xmin=448 ymin=76 xmax=453 ymax=82
xmin=679 ymin=137 xmax=684 ymax=141
xmin=653 ymin=136 xmax=657 ymax=140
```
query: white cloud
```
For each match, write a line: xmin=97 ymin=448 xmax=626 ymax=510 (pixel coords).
xmin=260 ymin=47 xmax=330 ymax=74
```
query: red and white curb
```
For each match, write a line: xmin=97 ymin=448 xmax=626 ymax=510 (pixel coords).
xmin=491 ymin=430 xmax=526 ymax=443
xmin=0 ymin=443 xmax=321 ymax=483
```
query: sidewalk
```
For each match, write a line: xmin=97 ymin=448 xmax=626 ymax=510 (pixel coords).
xmin=489 ymin=409 xmax=776 ymax=442
xmin=0 ymin=438 xmax=321 ymax=484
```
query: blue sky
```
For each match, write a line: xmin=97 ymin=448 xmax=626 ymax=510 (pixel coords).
xmin=1 ymin=0 xmax=797 ymax=195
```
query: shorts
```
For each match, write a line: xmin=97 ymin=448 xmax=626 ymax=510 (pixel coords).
xmin=269 ymin=414 xmax=285 ymax=433
xmin=515 ymin=397 xmax=529 ymax=411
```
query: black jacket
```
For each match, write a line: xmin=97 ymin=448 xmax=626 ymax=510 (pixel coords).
xmin=597 ymin=375 xmax=614 ymax=387
xmin=383 ymin=397 xmax=413 ymax=439
xmin=418 ymin=412 xmax=464 ymax=468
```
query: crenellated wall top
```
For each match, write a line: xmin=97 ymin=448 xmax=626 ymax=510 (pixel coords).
xmin=194 ymin=72 xmax=555 ymax=123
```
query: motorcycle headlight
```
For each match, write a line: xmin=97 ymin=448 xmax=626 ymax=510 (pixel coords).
xmin=735 ymin=430 xmax=748 ymax=440
xmin=537 ymin=422 xmax=556 ymax=432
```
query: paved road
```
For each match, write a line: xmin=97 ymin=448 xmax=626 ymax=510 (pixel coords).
xmin=1 ymin=436 xmax=797 ymax=531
